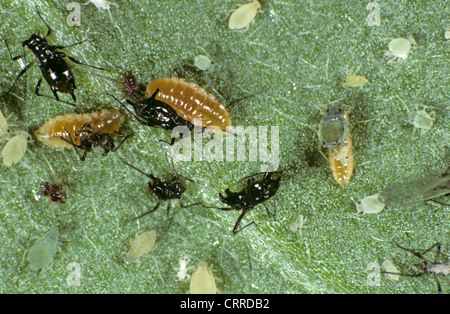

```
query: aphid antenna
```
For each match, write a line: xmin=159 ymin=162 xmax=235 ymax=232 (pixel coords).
xmin=107 ymin=93 xmax=143 ymax=121
xmin=225 ymin=89 xmax=265 ymax=111
xmin=120 ymin=157 xmax=156 ymax=181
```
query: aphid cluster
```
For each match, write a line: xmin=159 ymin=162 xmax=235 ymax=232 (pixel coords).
xmin=3 ymin=1 xmax=447 ymax=295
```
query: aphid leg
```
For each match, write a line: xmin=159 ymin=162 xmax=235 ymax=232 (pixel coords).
xmin=110 ymin=133 xmax=134 ymax=152
xmin=55 ymin=127 xmax=86 ymax=161
xmin=133 ymin=200 xmax=162 ymax=220
xmin=231 ymin=209 xmax=256 ymax=234
xmin=65 ymin=54 xmax=109 ymax=71
xmin=35 ymin=77 xmax=78 ymax=106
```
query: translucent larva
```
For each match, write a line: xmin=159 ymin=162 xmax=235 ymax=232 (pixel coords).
xmin=382 ymin=259 xmax=400 ymax=281
xmin=1 ymin=131 xmax=31 ymax=167
xmin=329 ymin=132 xmax=354 ymax=185
xmin=123 ymin=230 xmax=157 ymax=263
xmin=34 ymin=109 xmax=125 ymax=148
xmin=145 ymin=78 xmax=231 ymax=133
xmin=26 ymin=228 xmax=59 ymax=275
xmin=341 ymin=74 xmax=369 ymax=88
xmin=190 ymin=262 xmax=217 ymax=294
xmin=352 ymin=193 xmax=386 ymax=214
xmin=228 ymin=0 xmax=261 ymax=30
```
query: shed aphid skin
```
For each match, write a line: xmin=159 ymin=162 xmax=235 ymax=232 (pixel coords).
xmin=228 ymin=0 xmax=261 ymax=30
xmin=382 ymin=259 xmax=400 ymax=281
xmin=289 ymin=213 xmax=310 ymax=237
xmin=39 ymin=181 xmax=66 ymax=204
xmin=120 ymin=156 xmax=201 ymax=226
xmin=3 ymin=6 xmax=106 ymax=105
xmin=382 ymin=242 xmax=449 ymax=293
xmin=144 ymin=78 xmax=232 ymax=134
xmin=190 ymin=262 xmax=217 ymax=294
xmin=35 ymin=109 xmax=126 ymax=149
xmin=177 ymin=255 xmax=191 ymax=281
xmin=205 ymin=163 xmax=282 ymax=234
xmin=56 ymin=124 xmax=133 ymax=161
xmin=352 ymin=192 xmax=386 ymax=214
xmin=385 ymin=36 xmax=417 ymax=61
xmin=122 ymin=230 xmax=157 ymax=264
xmin=1 ymin=131 xmax=31 ymax=167
xmin=26 ymin=228 xmax=59 ymax=276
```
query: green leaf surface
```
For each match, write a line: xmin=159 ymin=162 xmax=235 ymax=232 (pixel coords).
xmin=0 ymin=0 xmax=448 ymax=293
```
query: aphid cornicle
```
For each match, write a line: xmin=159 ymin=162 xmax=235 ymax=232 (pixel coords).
xmin=121 ymin=156 xmax=200 ymax=225
xmin=3 ymin=6 xmax=105 ymax=104
xmin=207 ymin=165 xmax=282 ymax=234
xmin=56 ymin=124 xmax=132 ymax=161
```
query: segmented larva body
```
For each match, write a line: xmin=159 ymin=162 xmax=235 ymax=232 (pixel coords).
xmin=34 ymin=109 xmax=125 ymax=148
xmin=329 ymin=113 xmax=354 ymax=186
xmin=145 ymin=78 xmax=231 ymax=133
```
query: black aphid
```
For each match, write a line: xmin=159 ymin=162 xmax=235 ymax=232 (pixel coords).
xmin=109 ymin=92 xmax=194 ymax=145
xmin=207 ymin=165 xmax=282 ymax=234
xmin=383 ymin=242 xmax=449 ymax=293
xmin=121 ymin=156 xmax=200 ymax=226
xmin=3 ymin=6 xmax=106 ymax=105
xmin=56 ymin=124 xmax=132 ymax=161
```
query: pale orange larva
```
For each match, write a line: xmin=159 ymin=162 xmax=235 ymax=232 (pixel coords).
xmin=34 ymin=109 xmax=126 ymax=148
xmin=144 ymin=78 xmax=231 ymax=134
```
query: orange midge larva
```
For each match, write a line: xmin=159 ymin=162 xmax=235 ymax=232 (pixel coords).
xmin=328 ymin=111 xmax=354 ymax=186
xmin=145 ymin=78 xmax=231 ymax=134
xmin=34 ymin=109 xmax=125 ymax=148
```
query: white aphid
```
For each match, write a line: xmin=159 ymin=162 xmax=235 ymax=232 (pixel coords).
xmin=0 ymin=110 xmax=10 ymax=139
xmin=228 ymin=0 xmax=261 ymax=30
xmin=382 ymin=259 xmax=400 ymax=281
xmin=385 ymin=37 xmax=417 ymax=61
xmin=123 ymin=230 xmax=156 ymax=264
xmin=444 ymin=30 xmax=450 ymax=41
xmin=177 ymin=255 xmax=191 ymax=281
xmin=1 ymin=131 xmax=31 ymax=167
xmin=190 ymin=261 xmax=217 ymax=294
xmin=352 ymin=193 xmax=386 ymax=214
xmin=26 ymin=228 xmax=59 ymax=275
xmin=194 ymin=55 xmax=213 ymax=71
